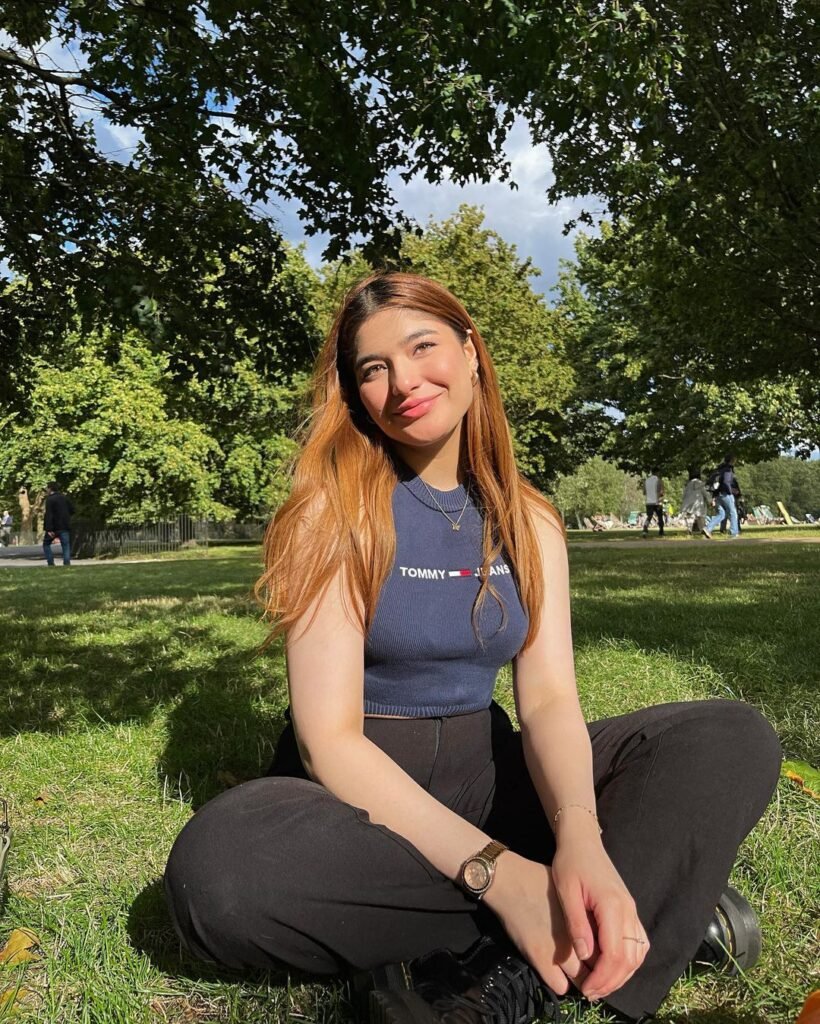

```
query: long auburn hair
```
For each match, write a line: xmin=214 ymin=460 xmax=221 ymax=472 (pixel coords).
xmin=257 ymin=271 xmax=562 ymax=649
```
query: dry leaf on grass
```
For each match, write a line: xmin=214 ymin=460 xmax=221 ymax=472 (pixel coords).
xmin=782 ymin=760 xmax=820 ymax=800
xmin=0 ymin=984 xmax=42 ymax=1014
xmin=33 ymin=790 xmax=51 ymax=807
xmin=0 ymin=929 xmax=42 ymax=965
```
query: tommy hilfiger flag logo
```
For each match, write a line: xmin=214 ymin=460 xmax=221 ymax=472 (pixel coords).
xmin=448 ymin=570 xmax=474 ymax=578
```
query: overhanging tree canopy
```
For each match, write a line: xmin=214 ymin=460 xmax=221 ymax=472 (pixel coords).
xmin=2 ymin=1 xmax=816 ymax=385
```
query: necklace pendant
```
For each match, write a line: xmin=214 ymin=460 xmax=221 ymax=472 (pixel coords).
xmin=452 ymin=523 xmax=461 ymax=531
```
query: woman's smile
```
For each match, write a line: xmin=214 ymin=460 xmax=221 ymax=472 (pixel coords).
xmin=395 ymin=394 xmax=440 ymax=419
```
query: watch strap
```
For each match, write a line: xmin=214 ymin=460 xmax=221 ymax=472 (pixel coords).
xmin=477 ymin=839 xmax=507 ymax=862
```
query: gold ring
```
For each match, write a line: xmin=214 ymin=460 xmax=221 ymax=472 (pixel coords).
xmin=623 ymin=936 xmax=648 ymax=944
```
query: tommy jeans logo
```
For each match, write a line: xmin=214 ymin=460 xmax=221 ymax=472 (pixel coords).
xmin=398 ymin=564 xmax=512 ymax=580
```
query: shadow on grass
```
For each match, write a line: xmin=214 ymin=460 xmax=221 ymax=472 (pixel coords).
xmin=127 ymin=879 xmax=353 ymax=1020
xmin=3 ymin=544 xmax=818 ymax=779
xmin=0 ymin=555 xmax=291 ymax=806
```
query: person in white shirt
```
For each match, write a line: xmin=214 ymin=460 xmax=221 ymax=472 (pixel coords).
xmin=642 ymin=468 xmax=665 ymax=537
xmin=680 ymin=468 xmax=711 ymax=538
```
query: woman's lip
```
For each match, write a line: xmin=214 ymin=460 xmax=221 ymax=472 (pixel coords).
xmin=396 ymin=395 xmax=439 ymax=418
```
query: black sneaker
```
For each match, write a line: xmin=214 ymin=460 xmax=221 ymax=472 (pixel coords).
xmin=689 ymin=886 xmax=762 ymax=976
xmin=356 ymin=935 xmax=568 ymax=1024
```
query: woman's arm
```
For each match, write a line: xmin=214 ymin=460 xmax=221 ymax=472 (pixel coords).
xmin=501 ymin=506 xmax=650 ymax=999
xmin=286 ymin=557 xmax=493 ymax=883
xmin=511 ymin=512 xmax=598 ymax=842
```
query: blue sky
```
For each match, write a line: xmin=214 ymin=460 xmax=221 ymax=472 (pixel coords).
xmin=269 ymin=117 xmax=596 ymax=299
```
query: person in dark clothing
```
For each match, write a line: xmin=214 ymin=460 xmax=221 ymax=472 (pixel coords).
xmin=43 ymin=482 xmax=74 ymax=565
xmin=704 ymin=454 xmax=741 ymax=539
xmin=720 ymin=482 xmax=745 ymax=535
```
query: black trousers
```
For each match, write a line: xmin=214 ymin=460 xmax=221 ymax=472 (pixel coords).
xmin=643 ymin=505 xmax=664 ymax=535
xmin=164 ymin=699 xmax=781 ymax=1020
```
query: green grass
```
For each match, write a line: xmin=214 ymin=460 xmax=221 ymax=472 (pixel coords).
xmin=0 ymin=544 xmax=818 ymax=1023
xmin=567 ymin=524 xmax=820 ymax=543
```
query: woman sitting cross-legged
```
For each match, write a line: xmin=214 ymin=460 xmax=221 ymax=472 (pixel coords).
xmin=164 ymin=272 xmax=782 ymax=1024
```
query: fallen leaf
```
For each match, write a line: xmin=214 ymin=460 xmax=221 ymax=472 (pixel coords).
xmin=216 ymin=771 xmax=240 ymax=789
xmin=0 ymin=929 xmax=42 ymax=964
xmin=796 ymin=990 xmax=820 ymax=1024
xmin=782 ymin=760 xmax=820 ymax=800
xmin=0 ymin=984 xmax=40 ymax=1013
xmin=33 ymin=790 xmax=51 ymax=807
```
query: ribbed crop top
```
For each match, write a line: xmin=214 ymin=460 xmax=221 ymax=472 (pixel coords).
xmin=363 ymin=469 xmax=530 ymax=717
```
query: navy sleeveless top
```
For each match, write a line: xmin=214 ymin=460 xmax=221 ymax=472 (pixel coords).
xmin=363 ymin=470 xmax=529 ymax=717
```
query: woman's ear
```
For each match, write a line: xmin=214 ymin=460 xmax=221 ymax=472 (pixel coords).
xmin=464 ymin=329 xmax=478 ymax=370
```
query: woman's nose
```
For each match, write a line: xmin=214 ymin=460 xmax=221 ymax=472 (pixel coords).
xmin=389 ymin=361 xmax=422 ymax=395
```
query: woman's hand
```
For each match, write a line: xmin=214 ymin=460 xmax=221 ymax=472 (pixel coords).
xmin=483 ymin=852 xmax=591 ymax=996
xmin=550 ymin=834 xmax=650 ymax=1001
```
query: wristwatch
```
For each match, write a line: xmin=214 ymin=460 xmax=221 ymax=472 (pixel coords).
xmin=459 ymin=839 xmax=508 ymax=900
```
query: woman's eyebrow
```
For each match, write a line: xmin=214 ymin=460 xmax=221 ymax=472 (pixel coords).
xmin=354 ymin=327 xmax=438 ymax=371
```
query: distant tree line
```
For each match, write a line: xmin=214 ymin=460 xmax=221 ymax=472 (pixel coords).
xmin=550 ymin=456 xmax=820 ymax=525
xmin=4 ymin=201 xmax=819 ymax=530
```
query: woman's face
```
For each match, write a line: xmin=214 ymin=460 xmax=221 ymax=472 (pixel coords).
xmin=353 ymin=306 xmax=478 ymax=450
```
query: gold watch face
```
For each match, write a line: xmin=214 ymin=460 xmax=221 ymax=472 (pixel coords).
xmin=463 ymin=858 xmax=491 ymax=892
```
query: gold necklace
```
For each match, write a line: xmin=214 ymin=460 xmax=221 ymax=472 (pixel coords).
xmin=416 ymin=478 xmax=470 ymax=531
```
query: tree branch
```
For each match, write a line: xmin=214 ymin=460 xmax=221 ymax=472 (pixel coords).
xmin=0 ymin=46 xmax=86 ymax=87
xmin=0 ymin=46 xmax=174 ymax=115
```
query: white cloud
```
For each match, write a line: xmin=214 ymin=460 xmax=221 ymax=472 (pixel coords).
xmin=276 ymin=117 xmax=602 ymax=295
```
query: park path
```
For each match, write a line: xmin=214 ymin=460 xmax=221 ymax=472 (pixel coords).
xmin=570 ymin=534 xmax=820 ymax=548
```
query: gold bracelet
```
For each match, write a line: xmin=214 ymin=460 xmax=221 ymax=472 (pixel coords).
xmin=553 ymin=803 xmax=603 ymax=835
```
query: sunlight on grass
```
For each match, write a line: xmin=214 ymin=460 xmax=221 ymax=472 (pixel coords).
xmin=0 ymin=545 xmax=818 ymax=1023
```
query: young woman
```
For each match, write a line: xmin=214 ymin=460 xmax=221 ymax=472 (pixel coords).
xmin=165 ymin=273 xmax=782 ymax=1024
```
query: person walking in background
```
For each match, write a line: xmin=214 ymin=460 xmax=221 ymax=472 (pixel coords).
xmin=681 ymin=468 xmax=711 ymax=538
xmin=43 ymin=482 xmax=74 ymax=566
xmin=642 ymin=467 xmax=665 ymax=538
xmin=720 ymin=482 xmax=745 ymax=535
xmin=0 ymin=511 xmax=12 ymax=547
xmin=704 ymin=454 xmax=741 ymax=540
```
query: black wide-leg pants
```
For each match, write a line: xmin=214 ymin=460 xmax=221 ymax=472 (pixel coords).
xmin=164 ymin=699 xmax=781 ymax=1020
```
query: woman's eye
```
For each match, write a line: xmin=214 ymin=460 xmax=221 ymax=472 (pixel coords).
xmin=361 ymin=364 xmax=384 ymax=380
xmin=415 ymin=342 xmax=435 ymax=353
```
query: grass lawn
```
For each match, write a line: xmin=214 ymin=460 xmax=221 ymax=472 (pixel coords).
xmin=0 ymin=543 xmax=817 ymax=1023
xmin=567 ymin=525 xmax=820 ymax=543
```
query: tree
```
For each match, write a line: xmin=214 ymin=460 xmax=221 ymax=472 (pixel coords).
xmin=555 ymin=228 xmax=819 ymax=471
xmin=2 ymin=2 xmax=815 ymax=381
xmin=317 ymin=206 xmax=581 ymax=489
xmin=550 ymin=457 xmax=642 ymax=525
xmin=742 ymin=457 xmax=820 ymax=517
xmin=534 ymin=0 xmax=819 ymax=379
xmin=1 ymin=254 xmax=319 ymax=524
xmin=1 ymin=332 xmax=225 ymax=524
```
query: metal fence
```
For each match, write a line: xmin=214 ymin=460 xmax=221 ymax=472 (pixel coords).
xmin=206 ymin=519 xmax=267 ymax=543
xmin=74 ymin=516 xmax=209 ymax=558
